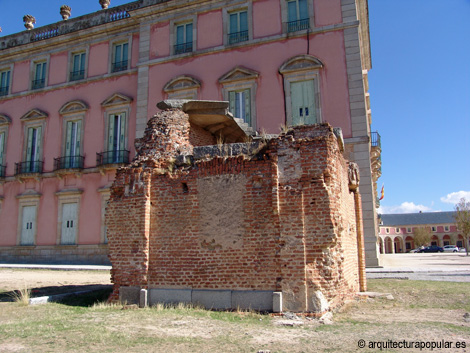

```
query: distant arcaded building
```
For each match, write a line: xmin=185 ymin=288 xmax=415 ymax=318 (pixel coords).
xmin=378 ymin=212 xmax=463 ymax=253
xmin=0 ymin=0 xmax=381 ymax=266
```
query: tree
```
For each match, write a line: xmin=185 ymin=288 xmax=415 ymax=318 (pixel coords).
xmin=413 ymin=227 xmax=431 ymax=248
xmin=454 ymin=198 xmax=470 ymax=256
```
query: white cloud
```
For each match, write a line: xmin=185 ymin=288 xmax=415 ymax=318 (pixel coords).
xmin=440 ymin=191 xmax=470 ymax=204
xmin=379 ymin=202 xmax=433 ymax=214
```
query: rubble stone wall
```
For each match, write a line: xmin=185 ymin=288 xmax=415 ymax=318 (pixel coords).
xmin=106 ymin=107 xmax=365 ymax=312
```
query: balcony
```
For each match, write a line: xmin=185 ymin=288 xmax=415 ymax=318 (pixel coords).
xmin=54 ymin=155 xmax=84 ymax=171
xmin=287 ymin=18 xmax=310 ymax=33
xmin=32 ymin=78 xmax=45 ymax=90
xmin=96 ymin=150 xmax=129 ymax=167
xmin=0 ymin=86 xmax=9 ymax=97
xmin=15 ymin=160 xmax=44 ymax=177
xmin=174 ymin=42 xmax=193 ymax=55
xmin=70 ymin=70 xmax=85 ymax=81
xmin=228 ymin=30 xmax=249 ymax=45
xmin=111 ymin=60 xmax=128 ymax=73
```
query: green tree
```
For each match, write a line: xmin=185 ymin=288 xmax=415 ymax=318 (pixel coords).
xmin=454 ymin=198 xmax=470 ymax=256
xmin=413 ymin=227 xmax=431 ymax=248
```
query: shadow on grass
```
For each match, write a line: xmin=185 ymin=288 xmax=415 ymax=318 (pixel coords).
xmin=0 ymin=284 xmax=113 ymax=307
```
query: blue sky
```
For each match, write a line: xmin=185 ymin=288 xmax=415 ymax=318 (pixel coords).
xmin=1 ymin=0 xmax=469 ymax=214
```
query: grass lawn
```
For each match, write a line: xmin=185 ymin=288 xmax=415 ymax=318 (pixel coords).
xmin=0 ymin=279 xmax=469 ymax=352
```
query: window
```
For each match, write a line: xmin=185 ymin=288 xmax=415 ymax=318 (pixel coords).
xmin=32 ymin=61 xmax=47 ymax=90
xmin=431 ymin=226 xmax=437 ymax=232
xmin=0 ymin=131 xmax=5 ymax=177
xmin=107 ymin=113 xmax=126 ymax=162
xmin=385 ymin=228 xmax=389 ymax=234
xmin=163 ymin=75 xmax=201 ymax=100
xmin=395 ymin=227 xmax=400 ymax=233
xmin=25 ymin=127 xmax=42 ymax=173
xmin=175 ymin=22 xmax=193 ymax=54
xmin=407 ymin=227 xmax=412 ymax=233
xmin=63 ymin=120 xmax=82 ymax=168
xmin=0 ymin=69 xmax=11 ymax=96
xmin=444 ymin=225 xmax=450 ymax=232
xmin=279 ymin=55 xmax=323 ymax=127
xmin=229 ymin=10 xmax=248 ymax=44
xmin=70 ymin=52 xmax=86 ymax=81
xmin=229 ymin=89 xmax=251 ymax=125
xmin=219 ymin=66 xmax=259 ymax=130
xmin=112 ymin=42 xmax=129 ymax=73
xmin=100 ymin=93 xmax=132 ymax=166
xmin=287 ymin=0 xmax=309 ymax=32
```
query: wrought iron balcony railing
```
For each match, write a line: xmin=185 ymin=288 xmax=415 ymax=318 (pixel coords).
xmin=287 ymin=18 xmax=310 ymax=32
xmin=15 ymin=160 xmax=44 ymax=175
xmin=96 ymin=150 xmax=129 ymax=166
xmin=31 ymin=78 xmax=45 ymax=90
xmin=54 ymin=155 xmax=84 ymax=170
xmin=111 ymin=60 xmax=128 ymax=73
xmin=174 ymin=42 xmax=193 ymax=55
xmin=371 ymin=131 xmax=381 ymax=149
xmin=70 ymin=70 xmax=85 ymax=81
xmin=0 ymin=165 xmax=5 ymax=178
xmin=228 ymin=30 xmax=249 ymax=44
xmin=0 ymin=86 xmax=9 ymax=97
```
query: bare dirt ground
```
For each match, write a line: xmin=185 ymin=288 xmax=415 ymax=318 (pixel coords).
xmin=0 ymin=268 xmax=111 ymax=292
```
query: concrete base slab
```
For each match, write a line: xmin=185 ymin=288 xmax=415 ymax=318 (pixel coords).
xmin=149 ymin=288 xmax=192 ymax=305
xmin=231 ymin=290 xmax=273 ymax=311
xmin=119 ymin=286 xmax=140 ymax=305
xmin=192 ymin=289 xmax=232 ymax=310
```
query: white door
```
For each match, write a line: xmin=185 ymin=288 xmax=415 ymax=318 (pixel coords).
xmin=61 ymin=203 xmax=78 ymax=245
xmin=20 ymin=206 xmax=36 ymax=245
xmin=291 ymin=80 xmax=316 ymax=126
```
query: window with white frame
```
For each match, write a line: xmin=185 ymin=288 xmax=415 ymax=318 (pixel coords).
xmin=219 ymin=66 xmax=259 ymax=130
xmin=385 ymin=228 xmax=389 ymax=234
xmin=163 ymin=75 xmax=201 ymax=100
xmin=279 ymin=55 xmax=323 ymax=127
xmin=0 ymin=113 xmax=9 ymax=174
xmin=111 ymin=42 xmax=129 ymax=73
xmin=0 ymin=69 xmax=11 ymax=97
xmin=444 ymin=225 xmax=450 ymax=232
xmin=287 ymin=0 xmax=309 ymax=32
xmin=70 ymin=52 xmax=86 ymax=81
xmin=32 ymin=61 xmax=47 ymax=90
xmin=431 ymin=226 xmax=437 ymax=232
xmin=175 ymin=22 xmax=193 ymax=54
xmin=100 ymin=93 xmax=132 ymax=165
xmin=228 ymin=10 xmax=248 ymax=44
xmin=407 ymin=227 xmax=412 ymax=233
xmin=19 ymin=109 xmax=47 ymax=174
xmin=395 ymin=227 xmax=400 ymax=233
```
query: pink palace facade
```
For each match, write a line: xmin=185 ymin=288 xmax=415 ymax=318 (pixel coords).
xmin=0 ymin=0 xmax=382 ymax=265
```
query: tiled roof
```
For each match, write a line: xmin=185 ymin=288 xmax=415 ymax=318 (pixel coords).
xmin=380 ymin=212 xmax=456 ymax=226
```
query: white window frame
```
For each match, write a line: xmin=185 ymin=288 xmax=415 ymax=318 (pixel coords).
xmin=406 ymin=227 xmax=412 ymax=233
xmin=219 ymin=67 xmax=259 ymax=130
xmin=170 ymin=15 xmax=197 ymax=56
xmin=31 ymin=57 xmax=49 ymax=90
xmin=431 ymin=226 xmax=437 ymax=232
xmin=0 ymin=65 xmax=13 ymax=97
xmin=279 ymin=56 xmax=323 ymax=127
xmin=385 ymin=228 xmax=389 ymax=234
xmin=0 ymin=114 xmax=11 ymax=173
xmin=55 ymin=190 xmax=82 ymax=245
xmin=109 ymin=37 xmax=132 ymax=74
xmin=69 ymin=48 xmax=88 ymax=82
xmin=444 ymin=225 xmax=450 ymax=232
xmin=395 ymin=227 xmax=400 ymax=234
xmin=280 ymin=0 xmax=314 ymax=33
xmin=223 ymin=3 xmax=252 ymax=46
xmin=163 ymin=75 xmax=201 ymax=100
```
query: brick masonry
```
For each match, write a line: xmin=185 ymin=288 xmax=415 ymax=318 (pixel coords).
xmin=106 ymin=105 xmax=366 ymax=313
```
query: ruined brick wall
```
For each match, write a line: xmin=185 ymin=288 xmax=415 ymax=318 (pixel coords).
xmin=106 ymin=107 xmax=365 ymax=312
xmin=189 ymin=123 xmax=216 ymax=146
